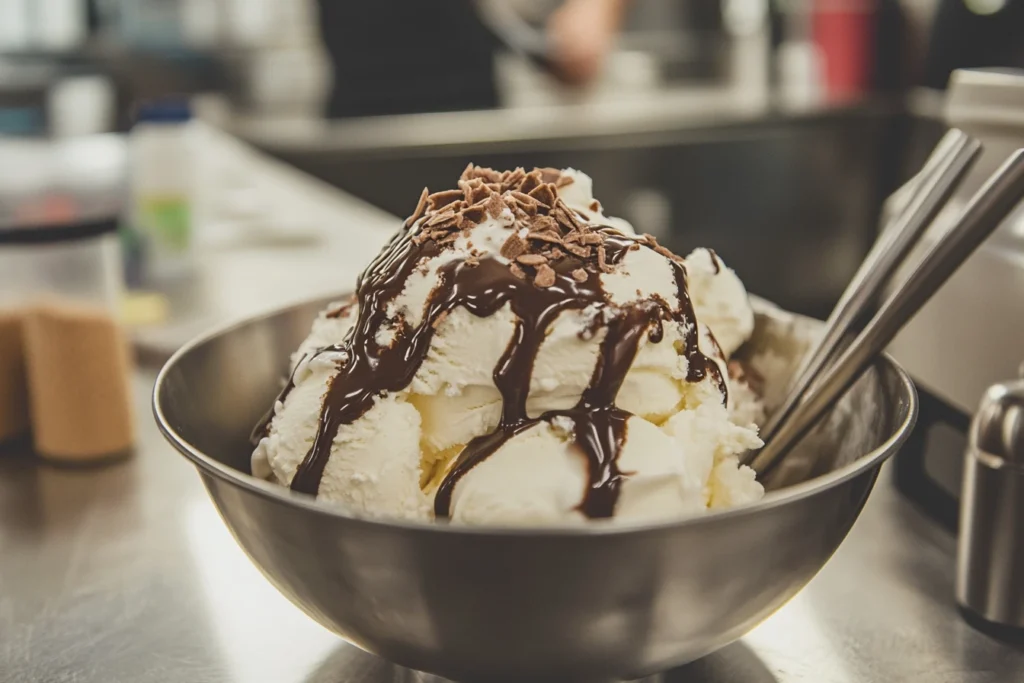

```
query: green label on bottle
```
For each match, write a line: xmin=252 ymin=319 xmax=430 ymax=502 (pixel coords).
xmin=139 ymin=196 xmax=191 ymax=252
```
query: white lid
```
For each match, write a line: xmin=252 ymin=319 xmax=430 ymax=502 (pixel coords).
xmin=945 ymin=68 xmax=1024 ymax=130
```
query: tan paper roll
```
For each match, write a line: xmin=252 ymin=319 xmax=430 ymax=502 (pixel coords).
xmin=22 ymin=302 xmax=134 ymax=462
xmin=0 ymin=309 xmax=29 ymax=443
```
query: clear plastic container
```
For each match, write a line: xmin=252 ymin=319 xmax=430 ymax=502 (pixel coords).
xmin=0 ymin=215 xmax=133 ymax=459
xmin=0 ymin=216 xmax=122 ymax=312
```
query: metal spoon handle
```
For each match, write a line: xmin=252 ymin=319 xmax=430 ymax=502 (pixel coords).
xmin=751 ymin=149 xmax=1024 ymax=475
xmin=758 ymin=129 xmax=982 ymax=444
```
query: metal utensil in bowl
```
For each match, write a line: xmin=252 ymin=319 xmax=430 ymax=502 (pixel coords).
xmin=751 ymin=149 xmax=1024 ymax=477
xmin=758 ymin=128 xmax=980 ymax=445
xmin=153 ymin=299 xmax=916 ymax=682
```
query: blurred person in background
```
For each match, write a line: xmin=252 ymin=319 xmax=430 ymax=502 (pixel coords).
xmin=314 ymin=0 xmax=627 ymax=118
xmin=316 ymin=0 xmax=1024 ymax=120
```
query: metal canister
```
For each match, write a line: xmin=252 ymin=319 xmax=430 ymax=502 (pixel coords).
xmin=956 ymin=369 xmax=1024 ymax=628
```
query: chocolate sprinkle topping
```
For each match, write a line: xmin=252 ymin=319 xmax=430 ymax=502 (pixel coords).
xmin=404 ymin=187 xmax=429 ymax=229
xmin=276 ymin=165 xmax=725 ymax=519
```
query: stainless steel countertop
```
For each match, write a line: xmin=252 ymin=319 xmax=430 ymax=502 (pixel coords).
xmin=2 ymin=371 xmax=1023 ymax=683
xmin=228 ymin=90 xmax=894 ymax=158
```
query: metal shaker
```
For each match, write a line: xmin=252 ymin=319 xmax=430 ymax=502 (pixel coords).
xmin=956 ymin=367 xmax=1024 ymax=628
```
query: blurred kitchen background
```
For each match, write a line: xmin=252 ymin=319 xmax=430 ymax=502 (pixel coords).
xmin=1 ymin=0 xmax=1020 ymax=333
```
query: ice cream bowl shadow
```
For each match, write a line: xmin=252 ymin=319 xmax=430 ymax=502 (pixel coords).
xmin=153 ymin=295 xmax=917 ymax=683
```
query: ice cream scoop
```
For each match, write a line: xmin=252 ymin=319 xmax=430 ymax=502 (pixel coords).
xmin=252 ymin=166 xmax=764 ymax=524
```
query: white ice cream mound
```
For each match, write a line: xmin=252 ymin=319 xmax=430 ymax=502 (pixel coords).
xmin=253 ymin=166 xmax=765 ymax=524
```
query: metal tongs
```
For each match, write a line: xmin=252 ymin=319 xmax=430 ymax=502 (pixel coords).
xmin=745 ymin=131 xmax=1024 ymax=476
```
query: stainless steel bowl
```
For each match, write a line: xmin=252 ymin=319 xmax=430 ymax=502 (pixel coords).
xmin=153 ymin=296 xmax=917 ymax=682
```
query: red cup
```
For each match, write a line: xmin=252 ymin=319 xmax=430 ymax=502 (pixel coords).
xmin=812 ymin=0 xmax=876 ymax=103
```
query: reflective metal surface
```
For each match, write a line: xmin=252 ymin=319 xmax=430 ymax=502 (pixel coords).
xmin=151 ymin=297 xmax=914 ymax=681
xmin=3 ymin=374 xmax=1024 ymax=680
xmin=957 ymin=378 xmax=1024 ymax=628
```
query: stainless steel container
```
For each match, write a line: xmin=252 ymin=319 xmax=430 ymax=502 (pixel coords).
xmin=154 ymin=296 xmax=918 ymax=682
xmin=957 ymin=374 xmax=1024 ymax=628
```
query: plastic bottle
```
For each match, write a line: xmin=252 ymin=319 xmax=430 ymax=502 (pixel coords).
xmin=129 ymin=99 xmax=196 ymax=290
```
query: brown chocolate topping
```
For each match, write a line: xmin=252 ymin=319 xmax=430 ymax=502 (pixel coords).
xmin=404 ymin=188 xmax=429 ymax=230
xmin=707 ymin=248 xmax=722 ymax=274
xmin=279 ymin=166 xmax=726 ymax=519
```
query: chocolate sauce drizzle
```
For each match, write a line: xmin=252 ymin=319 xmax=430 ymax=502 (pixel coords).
xmin=706 ymin=248 xmax=722 ymax=275
xmin=279 ymin=167 xmax=725 ymax=518
xmin=251 ymin=355 xmax=305 ymax=445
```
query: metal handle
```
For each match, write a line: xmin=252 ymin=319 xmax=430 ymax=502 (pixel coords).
xmin=751 ymin=149 xmax=1024 ymax=475
xmin=757 ymin=129 xmax=981 ymax=445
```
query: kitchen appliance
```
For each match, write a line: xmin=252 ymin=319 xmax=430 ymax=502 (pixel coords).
xmin=957 ymin=371 xmax=1024 ymax=629
xmin=890 ymin=68 xmax=1024 ymax=529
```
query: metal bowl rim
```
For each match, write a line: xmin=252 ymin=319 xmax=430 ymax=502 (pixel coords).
xmin=153 ymin=294 xmax=919 ymax=538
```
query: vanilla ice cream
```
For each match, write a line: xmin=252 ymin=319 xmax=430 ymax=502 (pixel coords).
xmin=252 ymin=166 xmax=765 ymax=524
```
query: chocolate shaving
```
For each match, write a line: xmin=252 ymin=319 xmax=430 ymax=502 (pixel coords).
xmin=432 ymin=311 xmax=449 ymax=329
xmin=527 ymin=183 xmax=556 ymax=208
xmin=509 ymin=263 xmax=527 ymax=279
xmin=469 ymin=183 xmax=492 ymax=204
xmin=410 ymin=166 xmax=689 ymax=287
xmin=461 ymin=204 xmax=486 ymax=225
xmin=424 ymin=209 xmax=457 ymax=228
xmin=565 ymin=242 xmax=591 ymax=258
xmin=476 ymin=167 xmax=501 ymax=183
xmin=513 ymin=200 xmax=539 ymax=217
xmin=572 ymin=268 xmax=588 ymax=282
xmin=516 ymin=254 xmax=548 ymax=266
xmin=430 ymin=229 xmax=460 ymax=244
xmin=559 ymin=200 xmax=586 ymax=228
xmin=484 ymin=193 xmax=506 ymax=219
xmin=428 ymin=189 xmax=464 ymax=211
xmin=551 ymin=208 xmax=575 ymax=231
xmin=519 ymin=171 xmax=542 ymax=194
xmin=527 ymin=230 xmax=562 ymax=244
xmin=534 ymin=263 xmax=556 ymax=287
xmin=551 ymin=201 xmax=585 ymax=231
xmin=500 ymin=233 xmax=528 ymax=260
xmin=502 ymin=167 xmax=526 ymax=188
xmin=404 ymin=187 xmax=429 ymax=228
xmin=530 ymin=215 xmax=558 ymax=233
xmin=510 ymin=191 xmax=539 ymax=206
xmin=538 ymin=168 xmax=562 ymax=184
